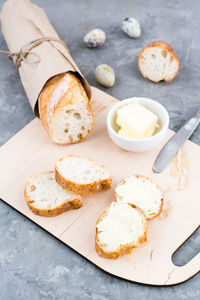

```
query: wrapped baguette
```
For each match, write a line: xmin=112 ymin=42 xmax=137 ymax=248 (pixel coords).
xmin=0 ymin=0 xmax=94 ymax=144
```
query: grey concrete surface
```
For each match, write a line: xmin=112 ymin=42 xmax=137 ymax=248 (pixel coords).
xmin=0 ymin=0 xmax=199 ymax=299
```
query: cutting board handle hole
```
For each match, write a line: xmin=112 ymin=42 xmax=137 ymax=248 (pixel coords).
xmin=172 ymin=226 xmax=200 ymax=267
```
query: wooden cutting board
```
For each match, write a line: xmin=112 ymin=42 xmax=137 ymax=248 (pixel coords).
xmin=0 ymin=87 xmax=199 ymax=286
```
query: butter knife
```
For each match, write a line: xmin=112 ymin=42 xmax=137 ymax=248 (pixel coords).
xmin=153 ymin=109 xmax=200 ymax=173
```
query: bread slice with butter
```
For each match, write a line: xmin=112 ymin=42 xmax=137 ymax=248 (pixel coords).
xmin=24 ymin=171 xmax=82 ymax=217
xmin=55 ymin=155 xmax=112 ymax=194
xmin=138 ymin=41 xmax=179 ymax=82
xmin=95 ymin=202 xmax=148 ymax=259
xmin=116 ymin=102 xmax=159 ymax=139
xmin=115 ymin=175 xmax=163 ymax=220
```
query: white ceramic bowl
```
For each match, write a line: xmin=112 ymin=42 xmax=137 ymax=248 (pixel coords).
xmin=107 ymin=97 xmax=169 ymax=152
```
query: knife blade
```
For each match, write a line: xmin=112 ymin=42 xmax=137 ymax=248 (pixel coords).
xmin=153 ymin=109 xmax=200 ymax=173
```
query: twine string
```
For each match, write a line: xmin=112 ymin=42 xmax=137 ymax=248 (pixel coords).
xmin=0 ymin=37 xmax=69 ymax=69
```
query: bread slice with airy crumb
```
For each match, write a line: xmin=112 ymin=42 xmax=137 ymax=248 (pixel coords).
xmin=95 ymin=202 xmax=148 ymax=259
xmin=115 ymin=175 xmax=163 ymax=220
xmin=24 ymin=171 xmax=82 ymax=217
xmin=55 ymin=155 xmax=112 ymax=194
xmin=138 ymin=41 xmax=179 ymax=82
xmin=39 ymin=72 xmax=94 ymax=145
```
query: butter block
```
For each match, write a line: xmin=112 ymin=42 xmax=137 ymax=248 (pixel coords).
xmin=116 ymin=103 xmax=158 ymax=139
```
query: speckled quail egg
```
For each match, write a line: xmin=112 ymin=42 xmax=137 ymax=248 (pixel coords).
xmin=83 ymin=29 xmax=106 ymax=48
xmin=95 ymin=64 xmax=115 ymax=87
xmin=121 ymin=17 xmax=141 ymax=38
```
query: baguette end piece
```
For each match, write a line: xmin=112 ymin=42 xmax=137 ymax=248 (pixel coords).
xmin=138 ymin=41 xmax=179 ymax=83
xmin=39 ymin=72 xmax=95 ymax=145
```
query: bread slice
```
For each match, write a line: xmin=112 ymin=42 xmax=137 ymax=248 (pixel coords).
xmin=95 ymin=202 xmax=148 ymax=259
xmin=115 ymin=175 xmax=163 ymax=220
xmin=55 ymin=155 xmax=112 ymax=194
xmin=39 ymin=72 xmax=95 ymax=145
xmin=138 ymin=41 xmax=179 ymax=82
xmin=24 ymin=171 xmax=82 ymax=217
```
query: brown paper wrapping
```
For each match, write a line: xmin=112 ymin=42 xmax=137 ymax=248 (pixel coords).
xmin=0 ymin=0 xmax=91 ymax=116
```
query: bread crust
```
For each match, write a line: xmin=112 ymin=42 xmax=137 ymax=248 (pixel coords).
xmin=55 ymin=155 xmax=112 ymax=195
xmin=39 ymin=72 xmax=94 ymax=145
xmin=24 ymin=171 xmax=82 ymax=217
xmin=115 ymin=174 xmax=163 ymax=220
xmin=137 ymin=41 xmax=179 ymax=82
xmin=95 ymin=203 xmax=148 ymax=259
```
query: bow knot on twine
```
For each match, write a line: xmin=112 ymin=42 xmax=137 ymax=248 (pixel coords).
xmin=0 ymin=37 xmax=69 ymax=69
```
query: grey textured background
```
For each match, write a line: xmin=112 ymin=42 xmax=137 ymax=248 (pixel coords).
xmin=0 ymin=0 xmax=200 ymax=299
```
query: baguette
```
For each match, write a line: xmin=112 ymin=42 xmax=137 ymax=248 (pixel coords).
xmin=55 ymin=155 xmax=112 ymax=194
xmin=39 ymin=72 xmax=94 ymax=144
xmin=24 ymin=171 xmax=82 ymax=217
xmin=95 ymin=202 xmax=148 ymax=259
xmin=138 ymin=41 xmax=179 ymax=82
xmin=115 ymin=175 xmax=163 ymax=220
